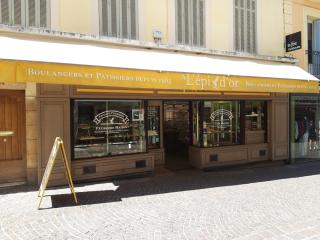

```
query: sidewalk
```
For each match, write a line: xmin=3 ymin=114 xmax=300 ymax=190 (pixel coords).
xmin=1 ymin=161 xmax=320 ymax=239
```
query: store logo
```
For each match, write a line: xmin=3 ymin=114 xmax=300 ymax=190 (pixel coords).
xmin=210 ymin=109 xmax=233 ymax=130
xmin=93 ymin=110 xmax=129 ymax=125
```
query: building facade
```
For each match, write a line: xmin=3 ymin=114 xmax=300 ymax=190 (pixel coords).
xmin=0 ymin=0 xmax=317 ymax=186
xmin=283 ymin=0 xmax=320 ymax=163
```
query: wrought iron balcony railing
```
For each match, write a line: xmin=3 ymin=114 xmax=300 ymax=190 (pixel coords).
xmin=306 ymin=50 xmax=320 ymax=79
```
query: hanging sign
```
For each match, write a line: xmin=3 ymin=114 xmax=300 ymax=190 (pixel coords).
xmin=37 ymin=137 xmax=77 ymax=209
xmin=286 ymin=32 xmax=302 ymax=52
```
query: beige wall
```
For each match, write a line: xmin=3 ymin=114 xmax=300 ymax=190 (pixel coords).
xmin=257 ymin=0 xmax=284 ymax=56
xmin=53 ymin=0 xmax=285 ymax=57
xmin=291 ymin=0 xmax=320 ymax=70
xmin=58 ymin=0 xmax=97 ymax=34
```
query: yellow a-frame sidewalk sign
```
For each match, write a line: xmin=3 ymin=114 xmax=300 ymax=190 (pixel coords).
xmin=37 ymin=137 xmax=77 ymax=209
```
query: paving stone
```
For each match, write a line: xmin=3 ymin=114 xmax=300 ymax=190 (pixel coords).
xmin=1 ymin=161 xmax=320 ymax=239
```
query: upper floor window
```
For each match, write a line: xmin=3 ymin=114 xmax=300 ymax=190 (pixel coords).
xmin=176 ymin=0 xmax=205 ymax=47
xmin=0 ymin=0 xmax=50 ymax=28
xmin=100 ymin=0 xmax=138 ymax=40
xmin=234 ymin=0 xmax=256 ymax=54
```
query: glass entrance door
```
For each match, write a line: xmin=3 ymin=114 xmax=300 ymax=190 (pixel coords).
xmin=164 ymin=101 xmax=190 ymax=170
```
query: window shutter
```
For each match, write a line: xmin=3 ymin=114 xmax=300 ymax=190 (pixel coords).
xmin=13 ymin=0 xmax=22 ymax=26
xmin=101 ymin=0 xmax=108 ymax=36
xmin=184 ymin=0 xmax=190 ymax=45
xmin=0 ymin=0 xmax=10 ymax=24
xmin=27 ymin=0 xmax=36 ymax=27
xmin=246 ymin=0 xmax=251 ymax=52
xmin=176 ymin=0 xmax=183 ymax=44
xmin=199 ymin=0 xmax=204 ymax=47
xmin=240 ymin=0 xmax=245 ymax=52
xmin=110 ymin=0 xmax=117 ymax=37
xmin=251 ymin=0 xmax=256 ymax=53
xmin=129 ymin=0 xmax=136 ymax=39
xmin=192 ymin=0 xmax=198 ymax=46
xmin=234 ymin=0 xmax=239 ymax=51
xmin=234 ymin=0 xmax=256 ymax=53
xmin=121 ymin=0 xmax=128 ymax=39
xmin=39 ymin=0 xmax=47 ymax=28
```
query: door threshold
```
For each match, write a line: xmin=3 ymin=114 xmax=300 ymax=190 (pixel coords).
xmin=0 ymin=181 xmax=26 ymax=188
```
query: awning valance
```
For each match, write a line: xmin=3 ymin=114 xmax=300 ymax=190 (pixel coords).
xmin=0 ymin=36 xmax=318 ymax=93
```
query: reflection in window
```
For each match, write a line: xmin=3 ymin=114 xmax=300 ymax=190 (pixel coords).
xmin=148 ymin=106 xmax=160 ymax=149
xmin=245 ymin=101 xmax=266 ymax=131
xmin=73 ymin=100 xmax=146 ymax=159
xmin=244 ymin=101 xmax=267 ymax=144
xmin=203 ymin=101 xmax=240 ymax=147
xmin=192 ymin=101 xmax=201 ymax=146
xmin=290 ymin=95 xmax=320 ymax=161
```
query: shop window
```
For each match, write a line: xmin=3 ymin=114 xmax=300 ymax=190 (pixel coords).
xmin=73 ymin=100 xmax=146 ymax=160
xmin=244 ymin=101 xmax=267 ymax=144
xmin=147 ymin=106 xmax=160 ymax=149
xmin=290 ymin=94 xmax=320 ymax=162
xmin=0 ymin=0 xmax=50 ymax=28
xmin=203 ymin=101 xmax=241 ymax=147
xmin=100 ymin=0 xmax=137 ymax=40
xmin=234 ymin=0 xmax=256 ymax=54
xmin=176 ymin=0 xmax=205 ymax=47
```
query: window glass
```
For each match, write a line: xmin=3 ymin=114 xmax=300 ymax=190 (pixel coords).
xmin=244 ymin=101 xmax=267 ymax=144
xmin=148 ymin=106 xmax=160 ymax=149
xmin=245 ymin=101 xmax=266 ymax=130
xmin=290 ymin=95 xmax=320 ymax=161
xmin=100 ymin=0 xmax=137 ymax=39
xmin=73 ymin=100 xmax=146 ymax=159
xmin=176 ymin=0 xmax=205 ymax=47
xmin=203 ymin=101 xmax=241 ymax=147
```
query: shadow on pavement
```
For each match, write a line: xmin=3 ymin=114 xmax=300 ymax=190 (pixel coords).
xmin=46 ymin=161 xmax=320 ymax=209
xmin=1 ymin=161 xmax=320 ymax=208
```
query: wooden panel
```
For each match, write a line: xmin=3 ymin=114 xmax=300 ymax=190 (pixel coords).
xmin=275 ymin=103 xmax=288 ymax=143
xmin=72 ymin=153 xmax=154 ymax=181
xmin=212 ymin=149 xmax=248 ymax=162
xmin=248 ymin=144 xmax=269 ymax=162
xmin=272 ymin=100 xmax=289 ymax=160
xmin=38 ymin=99 xmax=70 ymax=186
xmin=0 ymin=96 xmax=5 ymax=161
xmin=149 ymin=148 xmax=165 ymax=166
xmin=38 ymin=84 xmax=69 ymax=97
xmin=0 ymin=90 xmax=26 ymax=183
xmin=245 ymin=130 xmax=265 ymax=144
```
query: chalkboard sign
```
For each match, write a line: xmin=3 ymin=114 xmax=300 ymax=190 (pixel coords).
xmin=37 ymin=137 xmax=77 ymax=209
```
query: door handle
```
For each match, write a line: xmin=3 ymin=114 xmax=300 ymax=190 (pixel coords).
xmin=0 ymin=131 xmax=14 ymax=137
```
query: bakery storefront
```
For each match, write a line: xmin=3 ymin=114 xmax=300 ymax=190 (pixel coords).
xmin=0 ymin=36 xmax=318 ymax=186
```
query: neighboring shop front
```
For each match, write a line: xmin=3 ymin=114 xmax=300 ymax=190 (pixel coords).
xmin=290 ymin=94 xmax=320 ymax=163
xmin=0 ymin=36 xmax=318 ymax=186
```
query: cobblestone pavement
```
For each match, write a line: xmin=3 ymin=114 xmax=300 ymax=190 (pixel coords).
xmin=1 ymin=161 xmax=320 ymax=240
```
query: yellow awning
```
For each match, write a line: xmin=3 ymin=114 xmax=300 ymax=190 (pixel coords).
xmin=0 ymin=36 xmax=318 ymax=93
